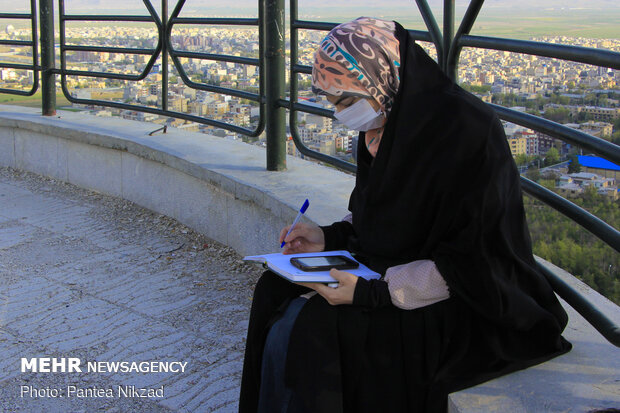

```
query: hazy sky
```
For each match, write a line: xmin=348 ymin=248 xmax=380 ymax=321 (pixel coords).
xmin=1 ymin=0 xmax=619 ymax=12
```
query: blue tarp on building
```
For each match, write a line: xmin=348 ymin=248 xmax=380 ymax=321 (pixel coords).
xmin=577 ymin=155 xmax=620 ymax=171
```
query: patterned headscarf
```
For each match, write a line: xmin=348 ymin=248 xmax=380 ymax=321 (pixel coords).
xmin=311 ymin=17 xmax=401 ymax=156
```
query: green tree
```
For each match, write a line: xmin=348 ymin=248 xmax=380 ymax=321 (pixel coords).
xmin=577 ymin=111 xmax=595 ymax=123
xmin=461 ymin=83 xmax=492 ymax=94
xmin=544 ymin=147 xmax=560 ymax=166
xmin=534 ymin=94 xmax=546 ymax=111
xmin=524 ymin=194 xmax=620 ymax=305
xmin=550 ymin=93 xmax=570 ymax=105
xmin=539 ymin=179 xmax=556 ymax=191
xmin=525 ymin=167 xmax=541 ymax=182
xmin=582 ymin=185 xmax=601 ymax=205
xmin=514 ymin=154 xmax=529 ymax=166
xmin=567 ymin=154 xmax=581 ymax=173
xmin=543 ymin=107 xmax=570 ymax=123
xmin=585 ymin=93 xmax=597 ymax=105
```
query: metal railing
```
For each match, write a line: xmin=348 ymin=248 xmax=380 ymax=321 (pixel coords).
xmin=0 ymin=0 xmax=618 ymax=346
xmin=0 ymin=0 xmax=38 ymax=96
xmin=57 ymin=0 xmax=268 ymax=139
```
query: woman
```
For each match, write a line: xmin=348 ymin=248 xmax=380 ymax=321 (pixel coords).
xmin=239 ymin=17 xmax=571 ymax=413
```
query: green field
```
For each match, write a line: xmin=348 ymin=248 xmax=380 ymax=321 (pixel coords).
xmin=0 ymin=91 xmax=72 ymax=109
xmin=0 ymin=89 xmax=125 ymax=110
xmin=320 ymin=9 xmax=620 ymax=40
xmin=463 ymin=10 xmax=620 ymax=39
xmin=1 ymin=8 xmax=619 ymax=40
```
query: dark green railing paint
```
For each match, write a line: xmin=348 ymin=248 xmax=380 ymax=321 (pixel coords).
xmin=39 ymin=0 xmax=54 ymax=115
xmin=56 ymin=0 xmax=266 ymax=138
xmin=264 ymin=0 xmax=286 ymax=171
xmin=0 ymin=0 xmax=38 ymax=96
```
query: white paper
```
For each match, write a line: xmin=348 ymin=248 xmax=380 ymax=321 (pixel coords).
xmin=243 ymin=250 xmax=380 ymax=283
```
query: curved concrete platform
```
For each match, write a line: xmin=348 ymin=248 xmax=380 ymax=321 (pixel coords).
xmin=0 ymin=105 xmax=355 ymax=257
xmin=0 ymin=166 xmax=263 ymax=412
xmin=1 ymin=106 xmax=618 ymax=412
xmin=449 ymin=258 xmax=620 ymax=412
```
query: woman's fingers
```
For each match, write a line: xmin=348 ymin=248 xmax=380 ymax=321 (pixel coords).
xmin=283 ymin=226 xmax=307 ymax=244
xmin=297 ymin=269 xmax=358 ymax=305
xmin=329 ymin=269 xmax=356 ymax=283
xmin=280 ymin=224 xmax=307 ymax=245
xmin=282 ymin=239 xmax=302 ymax=254
xmin=297 ymin=282 xmax=334 ymax=299
xmin=279 ymin=223 xmax=324 ymax=253
xmin=279 ymin=225 xmax=292 ymax=243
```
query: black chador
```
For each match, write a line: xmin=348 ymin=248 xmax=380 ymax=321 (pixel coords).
xmin=239 ymin=21 xmax=570 ymax=413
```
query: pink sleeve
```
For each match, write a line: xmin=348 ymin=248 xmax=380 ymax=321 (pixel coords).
xmin=384 ymin=260 xmax=450 ymax=310
xmin=343 ymin=214 xmax=447 ymax=310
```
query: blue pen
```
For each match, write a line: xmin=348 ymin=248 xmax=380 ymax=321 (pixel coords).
xmin=281 ymin=199 xmax=310 ymax=248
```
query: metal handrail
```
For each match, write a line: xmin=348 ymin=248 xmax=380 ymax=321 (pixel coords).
xmin=0 ymin=39 xmax=33 ymax=46
xmin=446 ymin=0 xmax=484 ymax=79
xmin=414 ymin=0 xmax=444 ymax=66
xmin=287 ymin=2 xmax=353 ymax=171
xmin=491 ymin=105 xmax=620 ymax=165
xmin=537 ymin=262 xmax=620 ymax=347
xmin=59 ymin=0 xmax=163 ymax=81
xmin=458 ymin=35 xmax=620 ymax=70
xmin=166 ymin=0 xmax=265 ymax=137
xmin=0 ymin=0 xmax=38 ymax=96
xmin=57 ymin=0 xmax=266 ymax=138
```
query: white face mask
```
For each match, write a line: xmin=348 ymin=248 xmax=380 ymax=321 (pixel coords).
xmin=334 ymin=98 xmax=385 ymax=131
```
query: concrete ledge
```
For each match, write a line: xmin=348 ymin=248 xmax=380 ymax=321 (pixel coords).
xmin=448 ymin=258 xmax=620 ymax=413
xmin=2 ymin=105 xmax=618 ymax=411
xmin=0 ymin=106 xmax=355 ymax=256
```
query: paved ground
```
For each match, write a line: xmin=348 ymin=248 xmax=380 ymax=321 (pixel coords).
xmin=0 ymin=166 xmax=263 ymax=412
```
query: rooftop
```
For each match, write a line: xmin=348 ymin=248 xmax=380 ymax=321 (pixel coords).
xmin=578 ymin=155 xmax=620 ymax=171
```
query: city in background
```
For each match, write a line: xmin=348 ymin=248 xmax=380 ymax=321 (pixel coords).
xmin=0 ymin=3 xmax=618 ymax=302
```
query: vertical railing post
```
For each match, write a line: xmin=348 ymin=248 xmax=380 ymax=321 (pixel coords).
xmin=263 ymin=0 xmax=286 ymax=171
xmin=39 ymin=0 xmax=55 ymax=115
xmin=447 ymin=0 xmax=485 ymax=83
xmin=415 ymin=0 xmax=444 ymax=68
xmin=443 ymin=0 xmax=455 ymax=79
xmin=161 ymin=0 xmax=168 ymax=112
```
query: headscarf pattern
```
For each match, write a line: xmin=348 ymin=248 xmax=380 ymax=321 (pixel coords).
xmin=311 ymin=17 xmax=401 ymax=156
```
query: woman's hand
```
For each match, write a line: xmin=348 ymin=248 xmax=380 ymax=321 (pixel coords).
xmin=279 ymin=222 xmax=325 ymax=254
xmin=299 ymin=269 xmax=359 ymax=305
